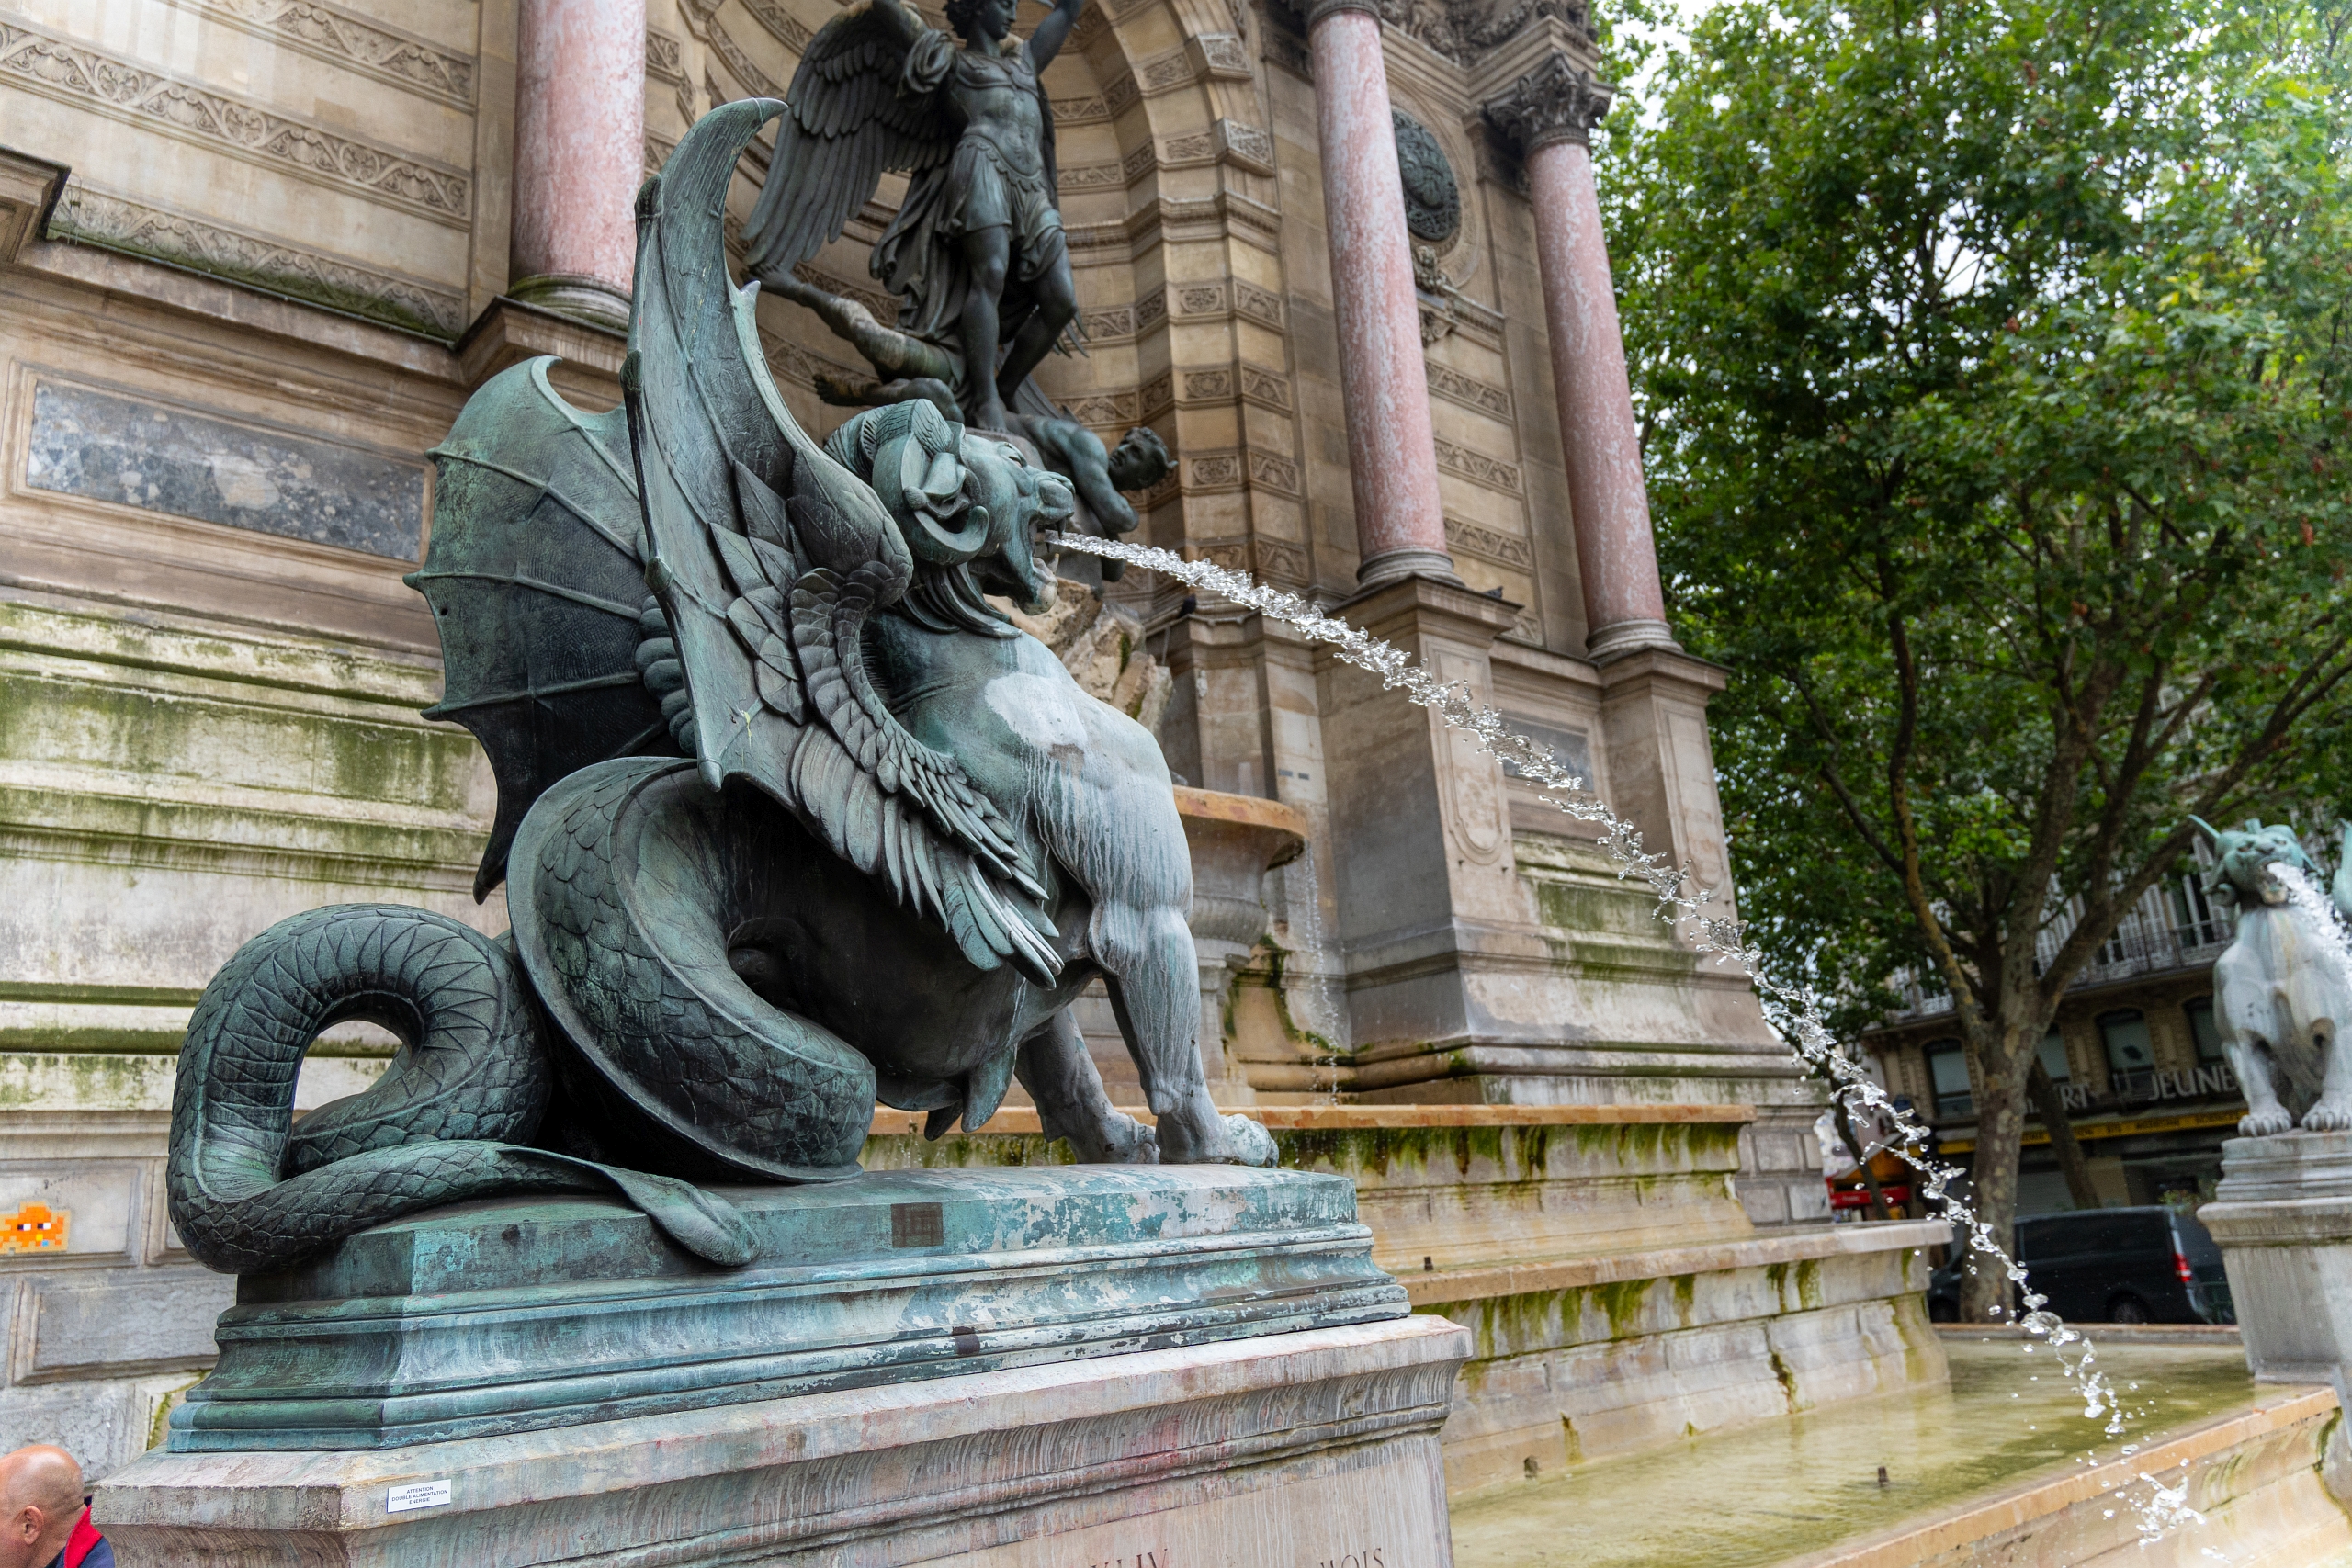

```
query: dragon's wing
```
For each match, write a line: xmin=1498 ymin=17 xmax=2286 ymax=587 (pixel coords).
xmin=413 ymin=359 xmax=673 ymax=900
xmin=741 ymin=1 xmax=950 ymax=284
xmin=629 ymin=102 xmax=1060 ymax=986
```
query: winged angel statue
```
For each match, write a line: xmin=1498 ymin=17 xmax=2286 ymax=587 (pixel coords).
xmin=163 ymin=105 xmax=1273 ymax=1280
xmin=741 ymin=0 xmax=1171 ymax=573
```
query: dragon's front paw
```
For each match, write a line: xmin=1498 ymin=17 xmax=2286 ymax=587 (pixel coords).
xmin=1218 ymin=1112 xmax=1278 ymax=1168
xmin=2300 ymin=1099 xmax=2352 ymax=1133
xmin=2242 ymin=1106 xmax=2298 ymax=1136
xmin=1091 ymin=1110 xmax=1159 ymax=1164
xmin=1153 ymin=1104 xmax=1275 ymax=1166
xmin=1041 ymin=1105 xmax=1159 ymax=1165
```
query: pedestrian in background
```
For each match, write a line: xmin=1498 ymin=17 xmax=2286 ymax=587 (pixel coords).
xmin=0 ymin=1447 xmax=108 ymax=1568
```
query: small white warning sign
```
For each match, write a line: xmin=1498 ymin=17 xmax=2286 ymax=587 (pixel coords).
xmin=387 ymin=1479 xmax=452 ymax=1514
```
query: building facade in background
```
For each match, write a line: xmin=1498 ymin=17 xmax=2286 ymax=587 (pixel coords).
xmin=1865 ymin=865 xmax=2245 ymax=1215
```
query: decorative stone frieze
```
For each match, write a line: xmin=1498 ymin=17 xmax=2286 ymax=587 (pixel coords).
xmin=0 ymin=22 xmax=473 ymax=226
xmin=1248 ymin=450 xmax=1302 ymax=495
xmin=1240 ymin=362 xmax=1293 ymax=411
xmin=740 ymin=0 xmax=813 ymax=53
xmin=1374 ymin=0 xmax=1596 ymax=66
xmin=645 ymin=28 xmax=685 ymax=84
xmin=706 ymin=14 xmax=783 ymax=97
xmin=1432 ymin=435 xmax=1521 ymax=494
xmin=49 ymin=186 xmax=467 ymax=337
xmin=1084 ymin=303 xmax=1139 ymax=340
xmin=1189 ymin=32 xmax=1255 ymax=77
xmin=1445 ymin=516 xmax=1533 ymax=569
xmin=1136 ymin=42 xmax=1199 ymax=92
xmin=1427 ymin=360 xmax=1512 ymax=417
xmin=187 ymin=0 xmax=478 ymax=107
xmin=1217 ymin=118 xmax=1277 ymax=175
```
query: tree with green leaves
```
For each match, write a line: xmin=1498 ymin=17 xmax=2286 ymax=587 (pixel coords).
xmin=1605 ymin=0 xmax=2352 ymax=1317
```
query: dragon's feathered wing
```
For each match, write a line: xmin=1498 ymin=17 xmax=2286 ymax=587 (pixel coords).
xmin=740 ymin=2 xmax=950 ymax=285
xmin=628 ymin=101 xmax=1060 ymax=986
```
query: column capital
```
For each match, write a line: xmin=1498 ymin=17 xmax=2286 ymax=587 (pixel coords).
xmin=1304 ymin=0 xmax=1380 ymax=28
xmin=1484 ymin=53 xmax=1616 ymax=154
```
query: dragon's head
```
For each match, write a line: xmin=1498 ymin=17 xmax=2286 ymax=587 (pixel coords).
xmin=2193 ymin=817 xmax=2323 ymax=906
xmin=958 ymin=431 xmax=1075 ymax=612
xmin=823 ymin=402 xmax=1075 ymax=630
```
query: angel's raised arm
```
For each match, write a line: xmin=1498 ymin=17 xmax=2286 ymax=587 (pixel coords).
xmin=1027 ymin=0 xmax=1088 ymax=71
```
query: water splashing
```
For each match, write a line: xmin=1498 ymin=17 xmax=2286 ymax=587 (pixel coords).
xmin=2275 ymin=863 xmax=2352 ymax=988
xmin=1270 ymin=844 xmax=1348 ymax=1104
xmin=1057 ymin=533 xmax=2170 ymax=1487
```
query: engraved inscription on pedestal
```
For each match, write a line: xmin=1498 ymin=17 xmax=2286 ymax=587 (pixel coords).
xmin=25 ymin=379 xmax=427 ymax=560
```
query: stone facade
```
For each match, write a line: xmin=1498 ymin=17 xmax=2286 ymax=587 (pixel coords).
xmin=0 ymin=0 xmax=1819 ymax=1480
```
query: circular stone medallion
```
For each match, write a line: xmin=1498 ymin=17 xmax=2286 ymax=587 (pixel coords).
xmin=1393 ymin=109 xmax=1462 ymax=244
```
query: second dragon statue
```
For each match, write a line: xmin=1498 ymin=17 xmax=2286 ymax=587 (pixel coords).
xmin=164 ymin=102 xmax=1274 ymax=1282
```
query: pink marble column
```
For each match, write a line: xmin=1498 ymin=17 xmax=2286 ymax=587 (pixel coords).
xmin=511 ymin=0 xmax=646 ymax=330
xmin=1490 ymin=58 xmax=1676 ymax=661
xmin=1308 ymin=0 xmax=1456 ymax=589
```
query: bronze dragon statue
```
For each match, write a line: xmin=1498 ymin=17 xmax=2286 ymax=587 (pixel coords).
xmin=166 ymin=102 xmax=1272 ymax=1279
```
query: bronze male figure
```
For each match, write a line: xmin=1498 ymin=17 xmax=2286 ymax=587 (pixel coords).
xmin=744 ymin=0 xmax=1088 ymax=434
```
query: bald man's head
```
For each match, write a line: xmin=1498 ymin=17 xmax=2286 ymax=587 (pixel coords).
xmin=0 ymin=1446 xmax=83 ymax=1568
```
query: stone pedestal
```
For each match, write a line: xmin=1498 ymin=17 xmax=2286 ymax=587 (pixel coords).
xmin=163 ymin=1168 xmax=1404 ymax=1451
xmin=1316 ymin=574 xmax=1525 ymax=1049
xmin=2201 ymin=1132 xmax=2352 ymax=1387
xmin=97 ymin=1317 xmax=1468 ymax=1567
xmin=95 ymin=1165 xmax=1463 ymax=1562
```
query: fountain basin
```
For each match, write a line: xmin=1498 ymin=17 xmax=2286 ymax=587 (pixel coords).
xmin=1172 ymin=784 xmax=1307 ymax=947
xmin=1171 ymin=785 xmax=1309 ymax=1099
xmin=865 ymin=1102 xmax=1948 ymax=1493
xmin=1449 ymin=1335 xmax=2349 ymax=1568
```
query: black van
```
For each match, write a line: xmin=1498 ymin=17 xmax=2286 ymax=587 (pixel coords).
xmin=1925 ymin=1205 xmax=2233 ymax=1325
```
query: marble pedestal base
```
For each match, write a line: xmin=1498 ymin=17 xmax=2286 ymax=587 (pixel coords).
xmin=95 ymin=1316 xmax=1469 ymax=1568
xmin=2200 ymin=1131 xmax=2352 ymax=1386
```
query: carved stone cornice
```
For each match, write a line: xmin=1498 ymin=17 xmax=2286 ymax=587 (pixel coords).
xmin=50 ymin=183 xmax=467 ymax=336
xmin=1484 ymin=52 xmax=1615 ymax=153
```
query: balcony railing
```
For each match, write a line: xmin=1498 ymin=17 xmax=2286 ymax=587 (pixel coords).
xmin=1884 ymin=922 xmax=2231 ymax=1024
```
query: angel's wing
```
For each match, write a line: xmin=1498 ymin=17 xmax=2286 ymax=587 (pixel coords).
xmin=629 ymin=101 xmax=1061 ymax=987
xmin=741 ymin=0 xmax=952 ymax=285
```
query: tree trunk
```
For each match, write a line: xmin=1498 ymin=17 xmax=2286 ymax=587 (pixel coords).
xmin=2027 ymin=1058 xmax=2099 ymax=1211
xmin=1960 ymin=1071 xmax=2027 ymax=1323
